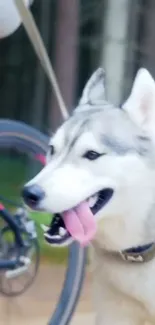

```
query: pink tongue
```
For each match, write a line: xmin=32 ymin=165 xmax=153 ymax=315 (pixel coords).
xmin=62 ymin=201 xmax=97 ymax=246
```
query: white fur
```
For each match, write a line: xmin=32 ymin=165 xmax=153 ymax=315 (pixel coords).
xmin=123 ymin=68 xmax=155 ymax=141
xmin=26 ymin=67 xmax=155 ymax=324
xmin=79 ymin=68 xmax=105 ymax=105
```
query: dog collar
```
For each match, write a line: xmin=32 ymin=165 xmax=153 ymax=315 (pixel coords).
xmin=121 ymin=243 xmax=155 ymax=263
xmin=93 ymin=241 xmax=155 ymax=263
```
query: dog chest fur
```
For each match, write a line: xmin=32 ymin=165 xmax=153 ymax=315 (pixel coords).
xmin=91 ymin=243 xmax=155 ymax=324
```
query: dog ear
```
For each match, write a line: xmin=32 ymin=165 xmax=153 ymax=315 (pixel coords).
xmin=79 ymin=68 xmax=106 ymax=106
xmin=123 ymin=68 xmax=155 ymax=133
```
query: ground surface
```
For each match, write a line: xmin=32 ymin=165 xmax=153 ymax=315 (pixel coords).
xmin=0 ymin=264 xmax=95 ymax=325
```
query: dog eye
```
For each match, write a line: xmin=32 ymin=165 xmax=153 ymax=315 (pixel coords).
xmin=83 ymin=150 xmax=102 ymax=160
xmin=49 ymin=145 xmax=55 ymax=156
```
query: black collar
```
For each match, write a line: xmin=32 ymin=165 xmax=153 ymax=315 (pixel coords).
xmin=121 ymin=243 xmax=155 ymax=262
xmin=93 ymin=241 xmax=155 ymax=263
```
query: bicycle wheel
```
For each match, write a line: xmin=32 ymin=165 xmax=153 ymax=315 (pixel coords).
xmin=0 ymin=223 xmax=40 ymax=297
xmin=0 ymin=119 xmax=87 ymax=324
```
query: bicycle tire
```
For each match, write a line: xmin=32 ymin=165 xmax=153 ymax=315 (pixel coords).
xmin=0 ymin=119 xmax=87 ymax=324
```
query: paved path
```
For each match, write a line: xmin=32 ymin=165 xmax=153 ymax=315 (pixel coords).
xmin=0 ymin=264 xmax=95 ymax=325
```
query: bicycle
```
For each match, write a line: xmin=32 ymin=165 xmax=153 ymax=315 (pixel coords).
xmin=0 ymin=118 xmax=87 ymax=325
xmin=0 ymin=203 xmax=40 ymax=297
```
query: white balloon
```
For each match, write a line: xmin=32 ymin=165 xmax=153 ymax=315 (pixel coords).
xmin=0 ymin=0 xmax=33 ymax=39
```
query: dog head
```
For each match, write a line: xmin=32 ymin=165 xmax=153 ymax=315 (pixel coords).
xmin=22 ymin=68 xmax=155 ymax=250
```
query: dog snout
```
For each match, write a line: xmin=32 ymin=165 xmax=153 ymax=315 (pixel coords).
xmin=22 ymin=184 xmax=45 ymax=209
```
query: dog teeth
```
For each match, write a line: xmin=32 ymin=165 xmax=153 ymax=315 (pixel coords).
xmin=44 ymin=233 xmax=60 ymax=240
xmin=59 ymin=227 xmax=66 ymax=236
xmin=44 ymin=228 xmax=67 ymax=240
xmin=88 ymin=195 xmax=98 ymax=208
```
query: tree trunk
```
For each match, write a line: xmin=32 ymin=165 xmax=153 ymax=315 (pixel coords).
xmin=49 ymin=0 xmax=79 ymax=131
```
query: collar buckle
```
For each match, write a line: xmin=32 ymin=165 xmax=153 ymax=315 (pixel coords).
xmin=120 ymin=252 xmax=144 ymax=263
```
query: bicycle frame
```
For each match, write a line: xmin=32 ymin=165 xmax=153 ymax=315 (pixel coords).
xmin=0 ymin=153 xmax=45 ymax=271
xmin=0 ymin=203 xmax=27 ymax=269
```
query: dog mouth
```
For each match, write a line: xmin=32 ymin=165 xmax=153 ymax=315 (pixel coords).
xmin=43 ymin=188 xmax=113 ymax=247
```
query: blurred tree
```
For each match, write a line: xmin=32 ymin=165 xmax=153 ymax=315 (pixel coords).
xmin=49 ymin=0 xmax=79 ymax=131
xmin=138 ymin=0 xmax=155 ymax=78
xmin=100 ymin=0 xmax=131 ymax=106
xmin=31 ymin=0 xmax=53 ymax=130
xmin=0 ymin=2 xmax=37 ymax=124
xmin=77 ymin=0 xmax=104 ymax=98
xmin=0 ymin=0 xmax=153 ymax=134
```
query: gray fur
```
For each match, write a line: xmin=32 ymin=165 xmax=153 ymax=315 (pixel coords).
xmin=60 ymin=102 xmax=154 ymax=161
xmin=79 ymin=67 xmax=106 ymax=105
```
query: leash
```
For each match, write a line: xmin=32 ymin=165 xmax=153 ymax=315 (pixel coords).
xmin=14 ymin=0 xmax=69 ymax=121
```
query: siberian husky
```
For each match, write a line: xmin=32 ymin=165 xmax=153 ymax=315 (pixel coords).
xmin=23 ymin=67 xmax=155 ymax=325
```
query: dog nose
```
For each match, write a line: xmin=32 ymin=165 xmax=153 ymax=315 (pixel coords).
xmin=22 ymin=184 xmax=45 ymax=208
